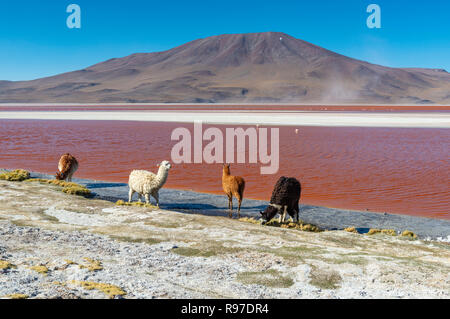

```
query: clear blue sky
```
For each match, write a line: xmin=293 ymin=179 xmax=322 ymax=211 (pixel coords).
xmin=0 ymin=0 xmax=449 ymax=81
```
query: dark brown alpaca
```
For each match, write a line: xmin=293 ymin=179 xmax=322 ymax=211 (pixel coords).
xmin=55 ymin=153 xmax=78 ymax=182
xmin=222 ymin=164 xmax=245 ymax=218
xmin=260 ymin=176 xmax=301 ymax=224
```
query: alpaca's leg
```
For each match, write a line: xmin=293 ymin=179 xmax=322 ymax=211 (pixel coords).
xmin=233 ymin=190 xmax=243 ymax=218
xmin=227 ymin=194 xmax=233 ymax=218
xmin=153 ymin=191 xmax=159 ymax=207
xmin=144 ymin=193 xmax=150 ymax=205
xmin=137 ymin=194 xmax=142 ymax=202
xmin=237 ymin=194 xmax=242 ymax=219
xmin=296 ymin=200 xmax=300 ymax=223
xmin=288 ymin=207 xmax=294 ymax=222
xmin=279 ymin=206 xmax=287 ymax=223
xmin=128 ymin=188 xmax=135 ymax=202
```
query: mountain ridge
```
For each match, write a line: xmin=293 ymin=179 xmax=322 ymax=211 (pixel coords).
xmin=1 ymin=32 xmax=449 ymax=104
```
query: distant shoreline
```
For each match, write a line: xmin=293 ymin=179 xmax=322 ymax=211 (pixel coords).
xmin=1 ymin=110 xmax=449 ymax=128
xmin=1 ymin=103 xmax=450 ymax=112
xmin=1 ymin=103 xmax=450 ymax=106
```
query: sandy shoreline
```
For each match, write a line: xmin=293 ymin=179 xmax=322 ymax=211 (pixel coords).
xmin=1 ymin=111 xmax=450 ymax=128
xmin=26 ymin=171 xmax=450 ymax=239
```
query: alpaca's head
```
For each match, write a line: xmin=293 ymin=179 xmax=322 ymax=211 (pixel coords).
xmin=55 ymin=171 xmax=64 ymax=180
xmin=222 ymin=163 xmax=230 ymax=175
xmin=157 ymin=160 xmax=172 ymax=171
xmin=260 ymin=205 xmax=279 ymax=224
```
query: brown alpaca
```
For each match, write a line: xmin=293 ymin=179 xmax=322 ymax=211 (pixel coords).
xmin=222 ymin=164 xmax=245 ymax=218
xmin=55 ymin=153 xmax=78 ymax=182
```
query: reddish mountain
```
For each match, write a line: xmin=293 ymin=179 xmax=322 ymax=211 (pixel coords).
xmin=1 ymin=32 xmax=449 ymax=104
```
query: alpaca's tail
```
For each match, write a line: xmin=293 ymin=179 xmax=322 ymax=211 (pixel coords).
xmin=239 ymin=180 xmax=245 ymax=198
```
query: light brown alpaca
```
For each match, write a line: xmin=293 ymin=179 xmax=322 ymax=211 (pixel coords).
xmin=222 ymin=164 xmax=245 ymax=218
xmin=55 ymin=153 xmax=78 ymax=182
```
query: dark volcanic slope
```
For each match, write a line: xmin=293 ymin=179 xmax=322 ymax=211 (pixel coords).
xmin=1 ymin=32 xmax=450 ymax=104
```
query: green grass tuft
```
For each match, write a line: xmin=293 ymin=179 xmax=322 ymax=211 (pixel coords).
xmin=239 ymin=217 xmax=322 ymax=232
xmin=309 ymin=266 xmax=342 ymax=289
xmin=367 ymin=228 xmax=399 ymax=236
xmin=0 ymin=169 xmax=30 ymax=181
xmin=62 ymin=185 xmax=91 ymax=196
xmin=27 ymin=178 xmax=91 ymax=197
xmin=367 ymin=228 xmax=382 ymax=235
xmin=78 ymin=258 xmax=103 ymax=271
xmin=344 ymin=227 xmax=358 ymax=233
xmin=381 ymin=229 xmax=397 ymax=236
xmin=0 ymin=260 xmax=16 ymax=270
xmin=70 ymin=280 xmax=126 ymax=298
xmin=171 ymin=247 xmax=217 ymax=257
xmin=236 ymin=269 xmax=294 ymax=288
xmin=29 ymin=265 xmax=49 ymax=275
xmin=110 ymin=235 xmax=162 ymax=245
xmin=3 ymin=294 xmax=29 ymax=299
xmin=401 ymin=230 xmax=418 ymax=239
xmin=116 ymin=200 xmax=157 ymax=209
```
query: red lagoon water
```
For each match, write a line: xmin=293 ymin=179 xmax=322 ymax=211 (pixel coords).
xmin=1 ymin=119 xmax=449 ymax=219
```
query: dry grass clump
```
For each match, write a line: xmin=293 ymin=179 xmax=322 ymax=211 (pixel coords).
xmin=367 ymin=228 xmax=382 ymax=235
xmin=61 ymin=184 xmax=91 ymax=196
xmin=401 ymin=230 xmax=418 ymax=239
xmin=3 ymin=294 xmax=29 ymax=299
xmin=116 ymin=200 xmax=157 ymax=209
xmin=0 ymin=169 xmax=30 ymax=181
xmin=381 ymin=229 xmax=397 ymax=236
xmin=367 ymin=229 xmax=401 ymax=236
xmin=236 ymin=269 xmax=294 ymax=288
xmin=70 ymin=280 xmax=126 ymax=298
xmin=29 ymin=265 xmax=49 ymax=275
xmin=239 ymin=217 xmax=321 ymax=232
xmin=0 ymin=260 xmax=16 ymax=271
xmin=27 ymin=178 xmax=91 ymax=197
xmin=239 ymin=217 xmax=260 ymax=224
xmin=344 ymin=227 xmax=358 ymax=233
xmin=79 ymin=258 xmax=103 ymax=271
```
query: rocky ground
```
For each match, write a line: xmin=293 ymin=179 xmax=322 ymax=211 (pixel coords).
xmin=0 ymin=178 xmax=449 ymax=299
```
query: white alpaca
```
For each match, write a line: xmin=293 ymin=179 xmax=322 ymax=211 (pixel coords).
xmin=128 ymin=160 xmax=171 ymax=207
